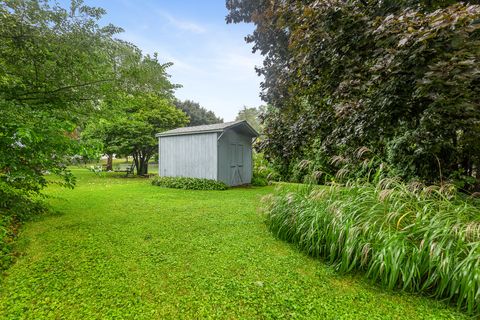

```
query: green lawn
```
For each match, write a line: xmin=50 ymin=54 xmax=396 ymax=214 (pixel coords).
xmin=0 ymin=170 xmax=469 ymax=319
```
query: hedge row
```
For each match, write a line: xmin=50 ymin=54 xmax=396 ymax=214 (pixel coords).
xmin=151 ymin=176 xmax=228 ymax=190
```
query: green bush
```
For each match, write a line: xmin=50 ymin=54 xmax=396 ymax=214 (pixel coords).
xmin=0 ymin=181 xmax=46 ymax=271
xmin=263 ymin=179 xmax=480 ymax=315
xmin=252 ymin=152 xmax=280 ymax=186
xmin=251 ymin=174 xmax=268 ymax=187
xmin=151 ymin=176 xmax=228 ymax=190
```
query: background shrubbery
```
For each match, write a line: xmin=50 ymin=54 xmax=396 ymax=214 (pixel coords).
xmin=151 ymin=176 xmax=228 ymax=190
xmin=263 ymin=180 xmax=480 ymax=315
xmin=251 ymin=152 xmax=281 ymax=187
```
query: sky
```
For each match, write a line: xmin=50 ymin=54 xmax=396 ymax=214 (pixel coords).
xmin=65 ymin=0 xmax=264 ymax=121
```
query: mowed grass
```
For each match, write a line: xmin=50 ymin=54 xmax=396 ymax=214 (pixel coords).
xmin=0 ymin=170 xmax=470 ymax=319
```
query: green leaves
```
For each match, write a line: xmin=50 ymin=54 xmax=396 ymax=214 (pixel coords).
xmin=84 ymin=94 xmax=188 ymax=176
xmin=0 ymin=0 xmax=188 ymax=261
xmin=0 ymin=0 xmax=118 ymax=111
xmin=236 ymin=106 xmax=264 ymax=133
xmin=229 ymin=0 xmax=480 ymax=189
xmin=0 ymin=0 xmax=125 ymax=196
xmin=174 ymin=100 xmax=223 ymax=126
xmin=151 ymin=176 xmax=229 ymax=190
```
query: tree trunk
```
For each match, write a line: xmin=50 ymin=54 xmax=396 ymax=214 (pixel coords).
xmin=133 ymin=151 xmax=151 ymax=176
xmin=106 ymin=154 xmax=113 ymax=171
xmin=133 ymin=154 xmax=139 ymax=176
xmin=138 ymin=155 xmax=148 ymax=176
xmin=141 ymin=157 xmax=148 ymax=175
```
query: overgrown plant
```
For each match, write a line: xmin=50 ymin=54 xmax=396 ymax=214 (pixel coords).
xmin=263 ymin=180 xmax=480 ymax=315
xmin=151 ymin=176 xmax=228 ymax=190
xmin=252 ymin=152 xmax=281 ymax=186
xmin=284 ymin=146 xmax=384 ymax=185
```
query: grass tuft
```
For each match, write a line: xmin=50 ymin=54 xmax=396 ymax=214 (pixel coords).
xmin=263 ymin=180 xmax=480 ymax=315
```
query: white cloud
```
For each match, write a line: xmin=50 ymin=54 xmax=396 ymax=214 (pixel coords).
xmin=157 ymin=10 xmax=206 ymax=34
xmin=171 ymin=45 xmax=264 ymax=120
xmin=214 ymin=51 xmax=263 ymax=78
xmin=116 ymin=31 xmax=197 ymax=73
xmin=109 ymin=5 xmax=263 ymax=120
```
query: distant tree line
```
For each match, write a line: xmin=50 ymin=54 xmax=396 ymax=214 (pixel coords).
xmin=227 ymin=0 xmax=480 ymax=190
xmin=174 ymin=100 xmax=223 ymax=126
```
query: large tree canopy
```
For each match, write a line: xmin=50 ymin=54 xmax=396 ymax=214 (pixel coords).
xmin=0 ymin=0 xmax=131 ymax=262
xmin=81 ymin=48 xmax=186 ymax=175
xmin=84 ymin=93 xmax=188 ymax=176
xmin=0 ymin=0 xmax=185 ymax=212
xmin=0 ymin=0 xmax=121 ymax=195
xmin=174 ymin=100 xmax=223 ymax=126
xmin=227 ymin=0 xmax=480 ymax=189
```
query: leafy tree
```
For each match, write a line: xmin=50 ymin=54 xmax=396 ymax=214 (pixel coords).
xmin=92 ymin=94 xmax=188 ymax=176
xmin=82 ymin=47 xmax=186 ymax=174
xmin=0 ymin=0 xmax=121 ymax=197
xmin=0 ymin=0 xmax=132 ymax=266
xmin=235 ymin=106 xmax=264 ymax=133
xmin=174 ymin=100 xmax=223 ymax=126
xmin=227 ymin=0 xmax=480 ymax=189
xmin=0 ymin=0 xmax=185 ymax=221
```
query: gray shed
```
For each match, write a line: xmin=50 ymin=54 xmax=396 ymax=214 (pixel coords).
xmin=156 ymin=120 xmax=259 ymax=186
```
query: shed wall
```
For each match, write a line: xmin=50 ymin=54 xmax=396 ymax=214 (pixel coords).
xmin=159 ymin=133 xmax=217 ymax=180
xmin=217 ymin=128 xmax=253 ymax=186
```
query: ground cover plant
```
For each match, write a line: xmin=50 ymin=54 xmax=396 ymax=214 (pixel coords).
xmin=263 ymin=179 xmax=480 ymax=315
xmin=0 ymin=169 xmax=470 ymax=319
xmin=0 ymin=183 xmax=46 ymax=271
xmin=151 ymin=176 xmax=228 ymax=190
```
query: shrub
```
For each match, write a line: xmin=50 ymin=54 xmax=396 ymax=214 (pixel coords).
xmin=151 ymin=176 xmax=228 ymax=190
xmin=252 ymin=152 xmax=280 ymax=186
xmin=0 ymin=181 xmax=46 ymax=271
xmin=251 ymin=174 xmax=268 ymax=187
xmin=88 ymin=165 xmax=106 ymax=177
xmin=263 ymin=180 xmax=480 ymax=315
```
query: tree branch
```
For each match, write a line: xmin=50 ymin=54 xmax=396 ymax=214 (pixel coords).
xmin=11 ymin=79 xmax=114 ymax=100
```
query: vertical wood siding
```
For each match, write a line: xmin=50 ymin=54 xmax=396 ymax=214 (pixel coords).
xmin=217 ymin=129 xmax=253 ymax=186
xmin=159 ymin=133 xmax=217 ymax=180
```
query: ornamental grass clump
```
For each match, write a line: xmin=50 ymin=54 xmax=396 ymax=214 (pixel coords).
xmin=263 ymin=179 xmax=480 ymax=315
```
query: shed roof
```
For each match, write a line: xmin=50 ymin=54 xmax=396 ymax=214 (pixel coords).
xmin=156 ymin=120 xmax=259 ymax=138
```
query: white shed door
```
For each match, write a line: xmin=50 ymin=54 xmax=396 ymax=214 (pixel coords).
xmin=230 ymin=143 xmax=244 ymax=185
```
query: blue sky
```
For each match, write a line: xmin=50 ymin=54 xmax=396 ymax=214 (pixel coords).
xmin=69 ymin=0 xmax=264 ymax=121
